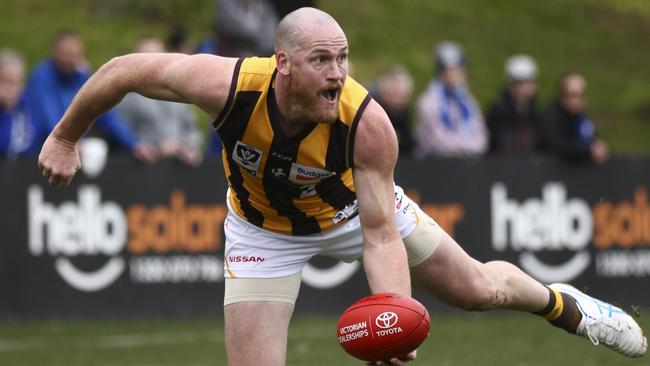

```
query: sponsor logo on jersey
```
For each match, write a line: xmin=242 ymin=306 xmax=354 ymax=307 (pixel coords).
xmin=271 ymin=152 xmax=293 ymax=161
xmin=233 ymin=141 xmax=263 ymax=176
xmin=396 ymin=195 xmax=404 ymax=209
xmin=332 ymin=200 xmax=358 ymax=224
xmin=299 ymin=184 xmax=317 ymax=198
xmin=289 ymin=163 xmax=335 ymax=184
xmin=228 ymin=256 xmax=265 ymax=263
xmin=271 ymin=168 xmax=286 ymax=177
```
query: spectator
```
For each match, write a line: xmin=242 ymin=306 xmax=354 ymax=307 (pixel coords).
xmin=195 ymin=23 xmax=220 ymax=55
xmin=414 ymin=41 xmax=487 ymax=158
xmin=269 ymin=1 xmax=314 ymax=18
xmin=371 ymin=66 xmax=415 ymax=156
xmin=0 ymin=49 xmax=46 ymax=158
xmin=167 ymin=27 xmax=194 ymax=54
xmin=116 ymin=36 xmax=203 ymax=166
xmin=214 ymin=0 xmax=279 ymax=57
xmin=541 ymin=72 xmax=609 ymax=163
xmin=486 ymin=54 xmax=543 ymax=155
xmin=24 ymin=30 xmax=154 ymax=161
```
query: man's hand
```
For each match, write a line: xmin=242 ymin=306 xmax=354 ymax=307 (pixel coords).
xmin=38 ymin=132 xmax=81 ymax=186
xmin=132 ymin=142 xmax=159 ymax=164
xmin=590 ymin=139 xmax=609 ymax=164
xmin=365 ymin=350 xmax=417 ymax=365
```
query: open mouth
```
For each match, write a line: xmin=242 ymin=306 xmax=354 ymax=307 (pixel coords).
xmin=320 ymin=88 xmax=340 ymax=104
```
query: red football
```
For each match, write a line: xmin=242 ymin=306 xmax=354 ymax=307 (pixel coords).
xmin=337 ymin=293 xmax=430 ymax=362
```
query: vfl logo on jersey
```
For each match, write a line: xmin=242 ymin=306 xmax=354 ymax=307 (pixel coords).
xmin=233 ymin=141 xmax=263 ymax=176
xmin=289 ymin=163 xmax=335 ymax=184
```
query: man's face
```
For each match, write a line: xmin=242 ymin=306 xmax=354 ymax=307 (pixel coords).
xmin=136 ymin=38 xmax=164 ymax=53
xmin=285 ymin=25 xmax=348 ymax=124
xmin=0 ymin=63 xmax=24 ymax=109
xmin=379 ymin=76 xmax=411 ymax=112
xmin=560 ymin=76 xmax=586 ymax=115
xmin=441 ymin=65 xmax=465 ymax=89
xmin=509 ymin=80 xmax=537 ymax=102
xmin=52 ymin=36 xmax=84 ymax=75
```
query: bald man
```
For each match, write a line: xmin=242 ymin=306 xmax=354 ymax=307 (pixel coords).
xmin=38 ymin=7 xmax=645 ymax=365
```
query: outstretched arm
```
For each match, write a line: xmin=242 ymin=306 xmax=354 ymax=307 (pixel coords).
xmin=54 ymin=53 xmax=237 ymax=141
xmin=353 ymin=99 xmax=411 ymax=297
xmin=38 ymin=53 xmax=237 ymax=185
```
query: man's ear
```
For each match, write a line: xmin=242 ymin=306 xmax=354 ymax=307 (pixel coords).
xmin=276 ymin=51 xmax=290 ymax=76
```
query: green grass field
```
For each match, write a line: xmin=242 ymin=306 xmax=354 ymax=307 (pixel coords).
xmin=1 ymin=313 xmax=648 ymax=365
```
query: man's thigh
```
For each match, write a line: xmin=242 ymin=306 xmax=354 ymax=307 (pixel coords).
xmin=225 ymin=300 xmax=295 ymax=366
xmin=401 ymin=204 xmax=444 ymax=267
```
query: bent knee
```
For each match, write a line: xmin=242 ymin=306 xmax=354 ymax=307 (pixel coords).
xmin=460 ymin=274 xmax=506 ymax=311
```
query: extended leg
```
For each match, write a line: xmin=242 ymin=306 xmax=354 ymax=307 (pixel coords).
xmin=410 ymin=231 xmax=549 ymax=312
xmin=408 ymin=230 xmax=647 ymax=357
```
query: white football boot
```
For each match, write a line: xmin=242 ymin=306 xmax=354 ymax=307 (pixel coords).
xmin=549 ymin=283 xmax=647 ymax=357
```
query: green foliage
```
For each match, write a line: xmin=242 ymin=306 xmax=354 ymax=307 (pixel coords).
xmin=1 ymin=0 xmax=649 ymax=151
xmin=320 ymin=0 xmax=650 ymax=153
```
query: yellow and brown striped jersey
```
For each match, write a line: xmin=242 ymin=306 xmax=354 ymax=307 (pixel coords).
xmin=213 ymin=56 xmax=371 ymax=235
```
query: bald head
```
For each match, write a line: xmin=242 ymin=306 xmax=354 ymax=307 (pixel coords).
xmin=274 ymin=7 xmax=343 ymax=52
xmin=560 ymin=73 xmax=586 ymax=95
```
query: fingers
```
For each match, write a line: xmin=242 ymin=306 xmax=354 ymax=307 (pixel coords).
xmin=41 ymin=166 xmax=79 ymax=187
xmin=365 ymin=351 xmax=417 ymax=366
xmin=133 ymin=143 xmax=159 ymax=164
xmin=369 ymin=360 xmax=401 ymax=366
xmin=388 ymin=358 xmax=407 ymax=366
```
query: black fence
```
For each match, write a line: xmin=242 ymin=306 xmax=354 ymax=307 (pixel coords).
xmin=1 ymin=155 xmax=649 ymax=319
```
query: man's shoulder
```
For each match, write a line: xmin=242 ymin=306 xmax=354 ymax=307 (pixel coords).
xmin=353 ymin=99 xmax=398 ymax=167
xmin=240 ymin=56 xmax=276 ymax=75
xmin=336 ymin=76 xmax=370 ymax=126
xmin=415 ymin=81 xmax=438 ymax=108
xmin=28 ymin=60 xmax=54 ymax=81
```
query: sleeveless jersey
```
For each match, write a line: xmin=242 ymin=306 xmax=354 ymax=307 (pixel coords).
xmin=213 ymin=57 xmax=371 ymax=235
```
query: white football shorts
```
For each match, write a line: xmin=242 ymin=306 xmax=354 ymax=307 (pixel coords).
xmin=223 ymin=185 xmax=443 ymax=275
xmin=223 ymin=186 xmax=444 ymax=305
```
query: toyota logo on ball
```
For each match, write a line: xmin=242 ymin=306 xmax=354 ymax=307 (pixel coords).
xmin=375 ymin=312 xmax=398 ymax=329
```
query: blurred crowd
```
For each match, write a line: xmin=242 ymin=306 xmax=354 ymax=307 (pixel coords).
xmin=0 ymin=0 xmax=608 ymax=165
xmin=372 ymin=42 xmax=608 ymax=164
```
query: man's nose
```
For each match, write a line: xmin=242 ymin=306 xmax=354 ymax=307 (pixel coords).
xmin=326 ymin=61 xmax=344 ymax=81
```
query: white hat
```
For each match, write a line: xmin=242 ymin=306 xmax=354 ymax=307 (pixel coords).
xmin=505 ymin=54 xmax=538 ymax=81
xmin=435 ymin=41 xmax=465 ymax=69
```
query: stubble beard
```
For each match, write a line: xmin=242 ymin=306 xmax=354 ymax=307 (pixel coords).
xmin=288 ymin=70 xmax=338 ymax=124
